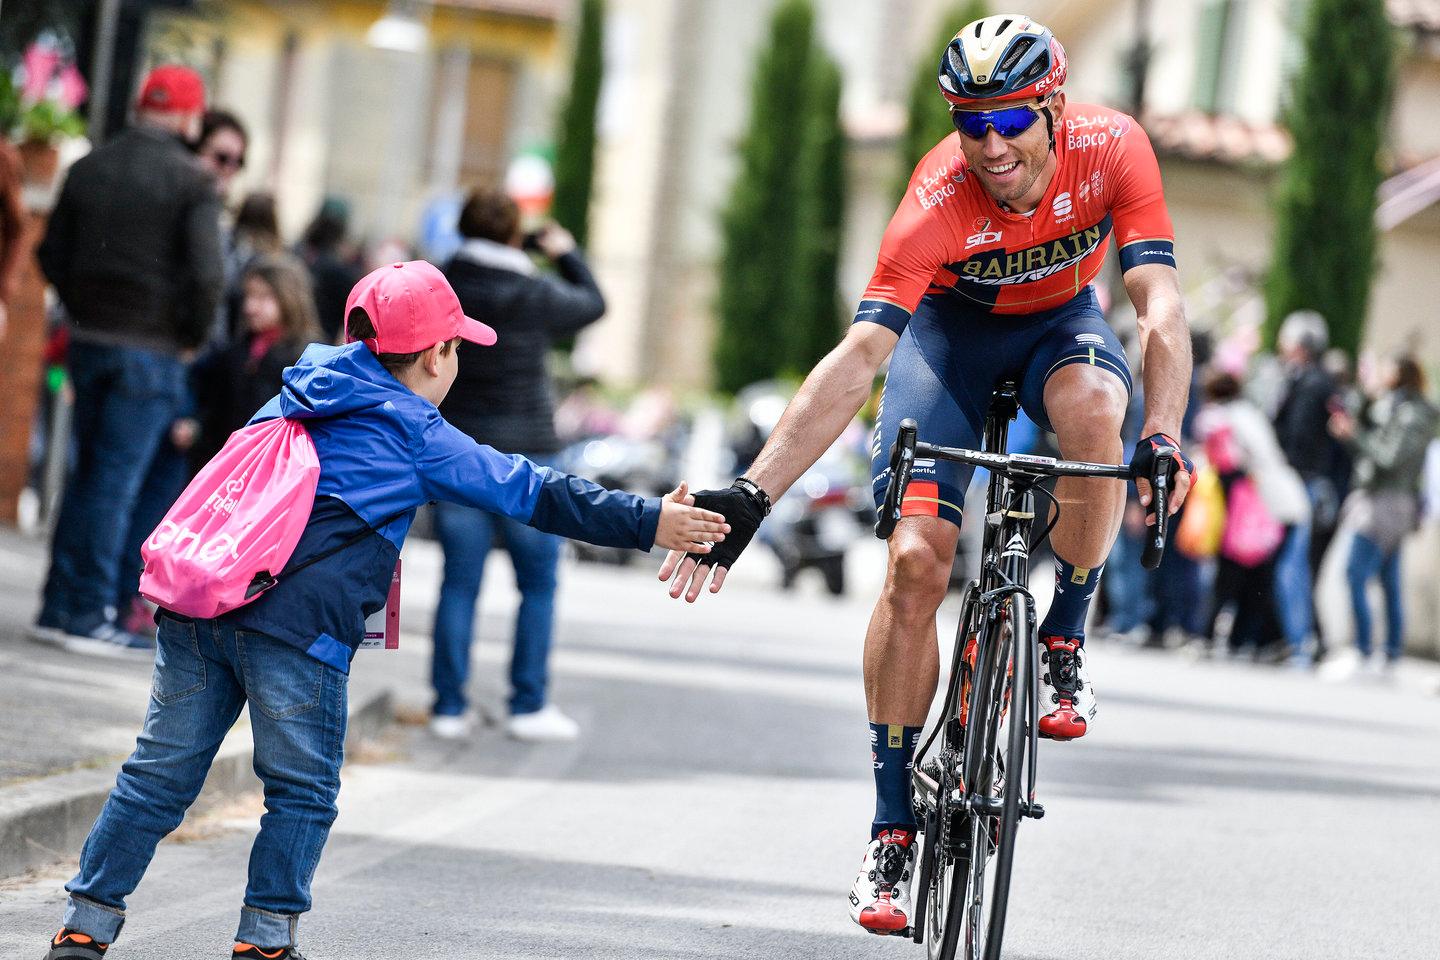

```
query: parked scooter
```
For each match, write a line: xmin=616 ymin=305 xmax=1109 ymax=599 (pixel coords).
xmin=553 ymin=432 xmax=678 ymax=565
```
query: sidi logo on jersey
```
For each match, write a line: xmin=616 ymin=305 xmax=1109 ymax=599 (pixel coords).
xmin=965 ymin=216 xmax=1003 ymax=250
xmin=954 ymin=222 xmax=1107 ymax=285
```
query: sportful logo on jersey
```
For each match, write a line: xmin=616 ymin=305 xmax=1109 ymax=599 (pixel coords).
xmin=1052 ymin=192 xmax=1073 ymax=220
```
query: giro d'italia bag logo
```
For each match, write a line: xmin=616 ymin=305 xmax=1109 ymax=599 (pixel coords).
xmin=140 ymin=417 xmax=322 ymax=619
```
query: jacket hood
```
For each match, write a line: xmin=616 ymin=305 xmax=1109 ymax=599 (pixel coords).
xmin=277 ymin=341 xmax=418 ymax=420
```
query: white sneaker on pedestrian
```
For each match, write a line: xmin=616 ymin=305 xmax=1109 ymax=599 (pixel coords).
xmin=506 ymin=704 xmax=580 ymax=742
xmin=62 ymin=623 xmax=156 ymax=660
xmin=428 ymin=711 xmax=477 ymax=740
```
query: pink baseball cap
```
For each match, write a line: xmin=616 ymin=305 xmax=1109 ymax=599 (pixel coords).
xmin=345 ymin=260 xmax=497 ymax=354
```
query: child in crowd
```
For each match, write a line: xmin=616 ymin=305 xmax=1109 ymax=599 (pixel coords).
xmin=41 ymin=261 xmax=729 ymax=960
xmin=189 ymin=253 xmax=322 ymax=468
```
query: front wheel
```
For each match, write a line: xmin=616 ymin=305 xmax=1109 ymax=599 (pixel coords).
xmin=959 ymin=594 xmax=1032 ymax=960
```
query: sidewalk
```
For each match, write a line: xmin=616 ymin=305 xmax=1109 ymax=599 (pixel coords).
xmin=0 ymin=526 xmax=395 ymax=878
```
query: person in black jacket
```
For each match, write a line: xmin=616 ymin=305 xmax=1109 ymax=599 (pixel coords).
xmin=31 ymin=65 xmax=223 ymax=658
xmin=429 ymin=187 xmax=606 ymax=742
xmin=296 ymin=197 xmax=363 ymax=344
xmin=1271 ymin=310 xmax=1341 ymax=666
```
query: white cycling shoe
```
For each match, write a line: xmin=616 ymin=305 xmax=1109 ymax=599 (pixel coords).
xmin=1038 ymin=635 xmax=1098 ymax=740
xmin=848 ymin=829 xmax=916 ymax=935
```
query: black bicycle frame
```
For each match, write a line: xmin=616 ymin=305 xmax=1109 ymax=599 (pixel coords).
xmin=909 ymin=385 xmax=1043 ymax=836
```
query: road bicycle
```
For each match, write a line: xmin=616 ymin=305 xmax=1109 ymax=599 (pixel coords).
xmin=874 ymin=382 xmax=1174 ymax=960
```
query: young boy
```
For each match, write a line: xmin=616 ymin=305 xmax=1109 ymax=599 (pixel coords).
xmin=41 ymin=261 xmax=729 ymax=960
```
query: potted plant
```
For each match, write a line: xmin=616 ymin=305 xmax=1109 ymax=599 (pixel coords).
xmin=2 ymin=34 xmax=88 ymax=185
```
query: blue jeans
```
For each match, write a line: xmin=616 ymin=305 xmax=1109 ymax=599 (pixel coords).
xmin=40 ymin=341 xmax=185 ymax=630
xmin=1103 ymin=518 xmax=1153 ymax=633
xmin=431 ymin=497 xmax=562 ymax=717
xmin=1346 ymin=533 xmax=1404 ymax=659
xmin=1273 ymin=521 xmax=1314 ymax=656
xmin=63 ymin=617 xmax=348 ymax=948
xmin=116 ymin=435 xmax=193 ymax=612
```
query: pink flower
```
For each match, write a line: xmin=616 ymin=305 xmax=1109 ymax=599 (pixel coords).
xmin=56 ymin=63 xmax=88 ymax=110
xmin=20 ymin=42 xmax=61 ymax=103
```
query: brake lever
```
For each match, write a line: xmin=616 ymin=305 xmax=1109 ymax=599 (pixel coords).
xmin=875 ymin=419 xmax=918 ymax=540
xmin=1139 ymin=448 xmax=1175 ymax=570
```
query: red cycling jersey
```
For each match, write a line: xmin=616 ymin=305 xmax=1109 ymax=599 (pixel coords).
xmin=855 ymin=103 xmax=1175 ymax=331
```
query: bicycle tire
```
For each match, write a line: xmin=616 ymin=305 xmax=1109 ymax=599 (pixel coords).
xmin=916 ymin=592 xmax=981 ymax=958
xmin=925 ymin=782 xmax=966 ymax=960
xmin=979 ymin=593 xmax=1031 ymax=960
xmin=954 ymin=595 xmax=1031 ymax=960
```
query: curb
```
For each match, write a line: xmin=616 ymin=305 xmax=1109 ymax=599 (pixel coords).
xmin=0 ymin=687 xmax=394 ymax=879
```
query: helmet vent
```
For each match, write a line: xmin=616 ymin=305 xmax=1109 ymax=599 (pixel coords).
xmin=998 ymin=37 xmax=1032 ymax=72
xmin=1018 ymin=56 xmax=1048 ymax=85
xmin=996 ymin=17 xmax=1013 ymax=34
xmin=947 ymin=44 xmax=966 ymax=75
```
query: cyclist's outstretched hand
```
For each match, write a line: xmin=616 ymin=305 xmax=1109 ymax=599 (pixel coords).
xmin=654 ymin=482 xmax=732 ymax=554
xmin=1130 ymin=433 xmax=1194 ymax=525
xmin=659 ymin=480 xmax=768 ymax=603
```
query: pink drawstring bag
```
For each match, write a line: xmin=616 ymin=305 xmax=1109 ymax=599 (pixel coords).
xmin=139 ymin=418 xmax=320 ymax=618
xmin=1219 ymin=475 xmax=1285 ymax=568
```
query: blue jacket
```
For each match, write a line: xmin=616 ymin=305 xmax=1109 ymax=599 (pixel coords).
xmin=220 ymin=342 xmax=660 ymax=671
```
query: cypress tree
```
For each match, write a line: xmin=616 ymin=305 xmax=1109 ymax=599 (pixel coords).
xmin=1264 ymin=0 xmax=1395 ymax=356
xmin=552 ymin=0 xmax=605 ymax=249
xmin=895 ymin=0 xmax=988 ymax=202
xmin=786 ymin=52 xmax=847 ymax=375
xmin=713 ymin=0 xmax=816 ymax=393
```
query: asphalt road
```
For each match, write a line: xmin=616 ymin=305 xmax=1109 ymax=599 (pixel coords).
xmin=3 ymin=542 xmax=1438 ymax=959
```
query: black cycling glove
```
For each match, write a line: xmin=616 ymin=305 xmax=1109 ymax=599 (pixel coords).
xmin=683 ymin=480 xmax=768 ymax=571
xmin=1129 ymin=432 xmax=1194 ymax=486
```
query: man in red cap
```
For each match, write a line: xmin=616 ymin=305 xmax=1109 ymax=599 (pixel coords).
xmin=32 ymin=64 xmax=224 ymax=657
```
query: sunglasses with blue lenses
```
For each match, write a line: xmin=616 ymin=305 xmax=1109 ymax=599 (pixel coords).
xmin=950 ymin=104 xmax=1043 ymax=140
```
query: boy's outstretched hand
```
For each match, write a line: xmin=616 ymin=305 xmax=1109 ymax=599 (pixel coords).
xmin=654 ymin=482 xmax=731 ymax=555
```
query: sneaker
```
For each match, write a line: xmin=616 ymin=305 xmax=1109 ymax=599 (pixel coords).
xmin=505 ymin=704 xmax=580 ymax=742
xmin=848 ymin=829 xmax=916 ymax=934
xmin=43 ymin=928 xmax=108 ymax=958
xmin=428 ymin=711 xmax=477 ymax=740
xmin=62 ymin=620 xmax=156 ymax=660
xmin=1038 ymin=635 xmax=1096 ymax=740
xmin=233 ymin=944 xmax=308 ymax=959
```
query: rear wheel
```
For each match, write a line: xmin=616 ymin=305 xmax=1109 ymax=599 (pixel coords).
xmin=919 ymin=751 xmax=966 ymax=960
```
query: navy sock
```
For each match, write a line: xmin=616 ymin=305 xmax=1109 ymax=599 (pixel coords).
xmin=1039 ymin=555 xmax=1104 ymax=644
xmin=870 ymin=722 xmax=922 ymax=838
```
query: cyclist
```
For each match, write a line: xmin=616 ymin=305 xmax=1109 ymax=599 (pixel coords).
xmin=661 ymin=15 xmax=1194 ymax=934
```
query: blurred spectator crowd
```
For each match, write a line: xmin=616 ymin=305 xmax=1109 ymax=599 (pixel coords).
xmin=1094 ymin=311 xmax=1440 ymax=676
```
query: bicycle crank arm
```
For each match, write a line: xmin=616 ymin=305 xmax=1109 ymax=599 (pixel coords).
xmin=951 ymin=792 xmax=1046 ymax=820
